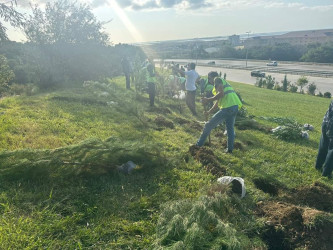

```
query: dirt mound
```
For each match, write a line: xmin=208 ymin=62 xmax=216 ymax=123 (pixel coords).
xmin=148 ymin=106 xmax=172 ymax=114
xmin=235 ymin=118 xmax=272 ymax=133
xmin=253 ymin=177 xmax=280 ymax=196
xmin=256 ymin=201 xmax=333 ymax=250
xmin=287 ymin=182 xmax=333 ymax=212
xmin=221 ymin=139 xmax=244 ymax=150
xmin=154 ymin=116 xmax=174 ymax=129
xmin=189 ymin=145 xmax=226 ymax=176
xmin=188 ymin=121 xmax=203 ymax=131
xmin=174 ymin=117 xmax=190 ymax=125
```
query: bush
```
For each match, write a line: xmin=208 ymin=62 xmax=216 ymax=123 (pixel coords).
xmin=307 ymin=82 xmax=317 ymax=95
xmin=289 ymin=84 xmax=298 ymax=93
xmin=0 ymin=55 xmax=15 ymax=88
xmin=324 ymin=92 xmax=332 ymax=98
xmin=317 ymin=92 xmax=323 ymax=97
xmin=265 ymin=75 xmax=275 ymax=89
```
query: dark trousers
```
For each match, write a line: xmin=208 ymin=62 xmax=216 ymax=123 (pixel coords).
xmin=186 ymin=90 xmax=197 ymax=115
xmin=125 ymin=73 xmax=130 ymax=89
xmin=316 ymin=123 xmax=333 ymax=176
xmin=148 ymin=82 xmax=155 ymax=106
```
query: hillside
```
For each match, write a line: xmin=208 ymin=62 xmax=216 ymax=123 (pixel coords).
xmin=0 ymin=77 xmax=332 ymax=249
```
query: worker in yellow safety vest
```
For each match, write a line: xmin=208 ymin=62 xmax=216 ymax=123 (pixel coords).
xmin=146 ymin=63 xmax=157 ymax=106
xmin=196 ymin=77 xmax=242 ymax=153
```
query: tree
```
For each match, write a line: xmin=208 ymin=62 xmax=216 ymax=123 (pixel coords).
xmin=281 ymin=75 xmax=290 ymax=92
xmin=296 ymin=76 xmax=308 ymax=93
xmin=0 ymin=55 xmax=14 ymax=94
xmin=0 ymin=0 xmax=24 ymax=41
xmin=301 ymin=42 xmax=333 ymax=63
xmin=265 ymin=75 xmax=275 ymax=89
xmin=24 ymin=0 xmax=109 ymax=45
xmin=307 ymin=82 xmax=317 ymax=95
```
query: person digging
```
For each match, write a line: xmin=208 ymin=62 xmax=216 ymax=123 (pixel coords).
xmin=196 ymin=77 xmax=242 ymax=153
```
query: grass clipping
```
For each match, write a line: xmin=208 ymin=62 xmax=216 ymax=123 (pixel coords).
xmin=0 ymin=136 xmax=160 ymax=179
xmin=153 ymin=192 xmax=257 ymax=249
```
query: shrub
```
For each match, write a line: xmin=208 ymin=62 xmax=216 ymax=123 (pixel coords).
xmin=324 ymin=92 xmax=332 ymax=98
xmin=0 ymin=55 xmax=15 ymax=88
xmin=317 ymin=92 xmax=323 ymax=97
xmin=255 ymin=78 xmax=263 ymax=88
xmin=307 ymin=82 xmax=317 ymax=95
xmin=274 ymin=84 xmax=282 ymax=91
xmin=265 ymin=75 xmax=275 ymax=89
xmin=289 ymin=84 xmax=298 ymax=93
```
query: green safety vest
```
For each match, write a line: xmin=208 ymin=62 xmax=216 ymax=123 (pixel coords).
xmin=146 ymin=68 xmax=156 ymax=83
xmin=212 ymin=79 xmax=242 ymax=110
xmin=204 ymin=79 xmax=214 ymax=93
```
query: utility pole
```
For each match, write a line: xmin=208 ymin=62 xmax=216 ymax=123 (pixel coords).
xmin=245 ymin=31 xmax=251 ymax=68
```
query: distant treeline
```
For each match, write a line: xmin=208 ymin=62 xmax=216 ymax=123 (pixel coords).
xmin=207 ymin=42 xmax=333 ymax=63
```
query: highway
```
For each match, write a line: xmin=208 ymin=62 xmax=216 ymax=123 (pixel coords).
xmin=161 ymin=59 xmax=333 ymax=93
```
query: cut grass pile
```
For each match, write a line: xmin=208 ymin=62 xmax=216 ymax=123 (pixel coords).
xmin=0 ymin=77 xmax=332 ymax=249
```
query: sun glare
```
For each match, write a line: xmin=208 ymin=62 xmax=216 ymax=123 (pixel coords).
xmin=107 ymin=0 xmax=144 ymax=43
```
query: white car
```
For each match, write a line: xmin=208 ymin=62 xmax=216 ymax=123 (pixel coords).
xmin=267 ymin=61 xmax=278 ymax=66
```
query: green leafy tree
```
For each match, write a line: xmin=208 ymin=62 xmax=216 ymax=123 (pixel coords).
xmin=296 ymin=76 xmax=308 ymax=93
xmin=24 ymin=0 xmax=109 ymax=45
xmin=301 ymin=42 xmax=333 ymax=63
xmin=0 ymin=54 xmax=15 ymax=95
xmin=307 ymin=82 xmax=317 ymax=95
xmin=0 ymin=0 xmax=24 ymax=41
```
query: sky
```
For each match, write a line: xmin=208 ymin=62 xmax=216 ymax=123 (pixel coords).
xmin=5 ymin=0 xmax=333 ymax=44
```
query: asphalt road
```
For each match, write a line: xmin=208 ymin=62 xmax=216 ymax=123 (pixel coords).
xmin=162 ymin=59 xmax=333 ymax=93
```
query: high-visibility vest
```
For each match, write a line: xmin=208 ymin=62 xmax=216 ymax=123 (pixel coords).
xmin=212 ymin=79 xmax=242 ymax=109
xmin=204 ymin=79 xmax=214 ymax=93
xmin=146 ymin=68 xmax=156 ymax=83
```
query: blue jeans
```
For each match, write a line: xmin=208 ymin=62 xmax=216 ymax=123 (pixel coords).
xmin=316 ymin=123 xmax=333 ymax=177
xmin=196 ymin=105 xmax=238 ymax=150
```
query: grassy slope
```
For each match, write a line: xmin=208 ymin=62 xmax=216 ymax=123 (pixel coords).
xmin=0 ymin=78 xmax=332 ymax=248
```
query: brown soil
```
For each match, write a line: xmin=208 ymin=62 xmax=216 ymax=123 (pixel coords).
xmin=189 ymin=145 xmax=226 ymax=177
xmin=188 ymin=121 xmax=203 ymax=131
xmin=235 ymin=118 xmax=272 ymax=133
xmin=256 ymin=201 xmax=333 ymax=250
xmin=286 ymin=181 xmax=333 ymax=212
xmin=154 ymin=116 xmax=174 ymax=129
xmin=174 ymin=117 xmax=190 ymax=125
xmin=253 ymin=177 xmax=280 ymax=196
xmin=148 ymin=106 xmax=172 ymax=114
xmin=221 ymin=139 xmax=244 ymax=150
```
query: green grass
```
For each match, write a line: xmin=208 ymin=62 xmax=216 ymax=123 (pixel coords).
xmin=0 ymin=77 xmax=332 ymax=249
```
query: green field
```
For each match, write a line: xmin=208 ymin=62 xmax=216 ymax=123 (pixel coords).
xmin=0 ymin=78 xmax=332 ymax=249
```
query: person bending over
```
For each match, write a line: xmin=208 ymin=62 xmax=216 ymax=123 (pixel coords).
xmin=196 ymin=77 xmax=242 ymax=153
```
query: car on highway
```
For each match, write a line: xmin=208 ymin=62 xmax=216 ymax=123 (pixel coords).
xmin=266 ymin=61 xmax=278 ymax=66
xmin=251 ymin=70 xmax=265 ymax=77
xmin=207 ymin=61 xmax=215 ymax=65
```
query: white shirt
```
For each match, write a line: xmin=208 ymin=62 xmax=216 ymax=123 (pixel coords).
xmin=184 ymin=70 xmax=199 ymax=91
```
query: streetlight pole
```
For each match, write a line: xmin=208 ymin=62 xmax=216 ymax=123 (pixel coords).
xmin=245 ymin=31 xmax=251 ymax=68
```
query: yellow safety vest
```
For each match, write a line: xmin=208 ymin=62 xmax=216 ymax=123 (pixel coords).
xmin=212 ymin=79 xmax=242 ymax=109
